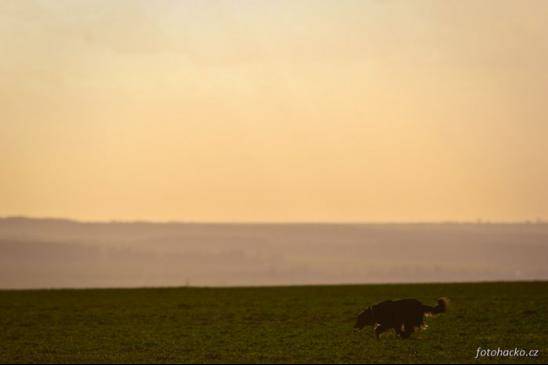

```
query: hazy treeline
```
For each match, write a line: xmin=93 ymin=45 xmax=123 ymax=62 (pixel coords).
xmin=1 ymin=218 xmax=547 ymax=288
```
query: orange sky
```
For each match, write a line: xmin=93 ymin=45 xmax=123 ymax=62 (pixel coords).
xmin=1 ymin=0 xmax=547 ymax=222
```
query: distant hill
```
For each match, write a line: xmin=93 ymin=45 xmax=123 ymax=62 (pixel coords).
xmin=1 ymin=217 xmax=548 ymax=288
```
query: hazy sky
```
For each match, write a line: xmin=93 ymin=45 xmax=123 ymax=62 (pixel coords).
xmin=1 ymin=0 xmax=547 ymax=222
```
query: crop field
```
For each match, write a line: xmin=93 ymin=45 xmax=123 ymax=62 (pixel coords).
xmin=0 ymin=282 xmax=546 ymax=363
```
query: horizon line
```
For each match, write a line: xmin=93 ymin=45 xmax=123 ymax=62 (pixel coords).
xmin=1 ymin=215 xmax=547 ymax=225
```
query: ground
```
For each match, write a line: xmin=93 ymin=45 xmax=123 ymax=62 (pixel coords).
xmin=0 ymin=282 xmax=546 ymax=363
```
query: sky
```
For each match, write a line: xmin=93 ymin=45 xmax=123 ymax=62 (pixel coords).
xmin=1 ymin=0 xmax=547 ymax=222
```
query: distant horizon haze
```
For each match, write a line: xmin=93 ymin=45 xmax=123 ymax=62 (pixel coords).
xmin=1 ymin=217 xmax=547 ymax=289
xmin=2 ymin=215 xmax=548 ymax=225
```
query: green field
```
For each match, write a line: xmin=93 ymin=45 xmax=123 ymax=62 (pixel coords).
xmin=0 ymin=282 xmax=546 ymax=363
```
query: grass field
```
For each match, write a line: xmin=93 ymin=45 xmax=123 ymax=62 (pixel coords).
xmin=0 ymin=282 xmax=546 ymax=363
